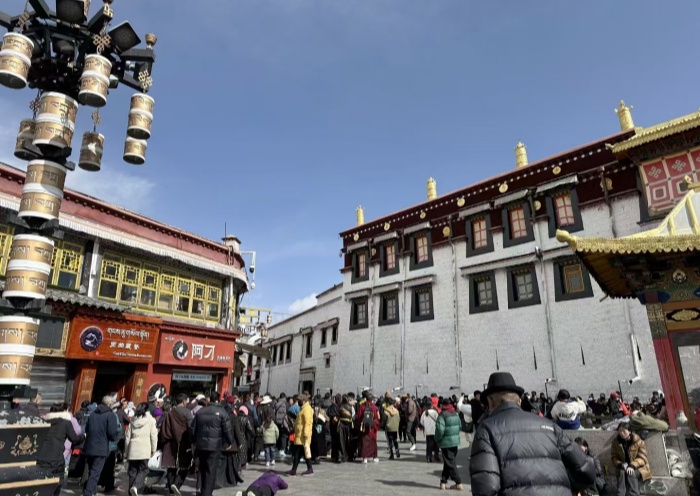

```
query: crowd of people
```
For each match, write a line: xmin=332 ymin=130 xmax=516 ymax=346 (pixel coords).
xmin=18 ymin=372 xmax=696 ymax=496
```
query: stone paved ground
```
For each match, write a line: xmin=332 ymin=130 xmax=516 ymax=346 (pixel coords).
xmin=65 ymin=433 xmax=473 ymax=496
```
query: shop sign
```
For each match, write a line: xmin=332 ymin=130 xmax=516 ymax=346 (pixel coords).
xmin=66 ymin=314 xmax=160 ymax=363
xmin=172 ymin=372 xmax=213 ymax=382
xmin=157 ymin=332 xmax=235 ymax=368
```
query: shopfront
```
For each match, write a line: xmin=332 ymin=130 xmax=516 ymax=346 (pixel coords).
xmin=65 ymin=310 xmax=161 ymax=410
xmin=152 ymin=323 xmax=236 ymax=397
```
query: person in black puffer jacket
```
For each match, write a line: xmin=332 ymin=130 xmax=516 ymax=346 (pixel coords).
xmin=38 ymin=402 xmax=85 ymax=496
xmin=193 ymin=392 xmax=234 ymax=496
xmin=470 ymin=372 xmax=595 ymax=496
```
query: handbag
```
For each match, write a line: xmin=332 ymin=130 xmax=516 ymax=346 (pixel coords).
xmin=148 ymin=450 xmax=162 ymax=470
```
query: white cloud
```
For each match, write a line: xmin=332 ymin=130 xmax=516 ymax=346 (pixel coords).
xmin=287 ymin=293 xmax=318 ymax=314
xmin=66 ymin=167 xmax=156 ymax=213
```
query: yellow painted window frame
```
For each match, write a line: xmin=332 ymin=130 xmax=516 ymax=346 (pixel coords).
xmin=98 ymin=254 xmax=122 ymax=301
xmin=0 ymin=225 xmax=14 ymax=275
xmin=50 ymin=240 xmax=84 ymax=290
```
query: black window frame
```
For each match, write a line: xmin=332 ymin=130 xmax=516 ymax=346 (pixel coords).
xmin=286 ymin=341 xmax=291 ymax=362
xmin=410 ymin=284 xmax=435 ymax=322
xmin=502 ymin=202 xmax=535 ymax=248
xmin=331 ymin=325 xmax=338 ymax=344
xmin=325 ymin=354 xmax=331 ymax=368
xmin=507 ymin=265 xmax=541 ymax=309
xmin=409 ymin=231 xmax=433 ymax=270
xmin=378 ymin=291 xmax=400 ymax=326
xmin=465 ymin=215 xmax=494 ymax=257
xmin=320 ymin=328 xmax=327 ymax=348
xmin=351 ymin=249 xmax=369 ymax=283
xmin=379 ymin=240 xmax=400 ymax=277
xmin=546 ymin=188 xmax=584 ymax=238
xmin=349 ymin=297 xmax=369 ymax=330
xmin=468 ymin=271 xmax=499 ymax=314
xmin=305 ymin=333 xmax=313 ymax=358
xmin=553 ymin=258 xmax=594 ymax=301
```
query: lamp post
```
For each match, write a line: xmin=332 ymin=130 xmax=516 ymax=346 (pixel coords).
xmin=0 ymin=0 xmax=157 ymax=405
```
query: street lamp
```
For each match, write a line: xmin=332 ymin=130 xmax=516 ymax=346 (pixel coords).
xmin=0 ymin=0 xmax=157 ymax=404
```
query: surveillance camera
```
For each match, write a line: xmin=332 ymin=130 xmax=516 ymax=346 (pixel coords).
xmin=250 ymin=282 xmax=256 ymax=290
xmin=535 ymin=246 xmax=543 ymax=259
xmin=249 ymin=264 xmax=255 ymax=274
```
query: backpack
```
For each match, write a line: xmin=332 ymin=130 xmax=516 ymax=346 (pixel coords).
xmin=361 ymin=405 xmax=374 ymax=432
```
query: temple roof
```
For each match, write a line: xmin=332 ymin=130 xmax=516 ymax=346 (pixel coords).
xmin=612 ymin=110 xmax=700 ymax=153
xmin=556 ymin=183 xmax=700 ymax=297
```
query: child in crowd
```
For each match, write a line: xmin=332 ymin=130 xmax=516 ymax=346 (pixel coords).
xmin=261 ymin=415 xmax=280 ymax=467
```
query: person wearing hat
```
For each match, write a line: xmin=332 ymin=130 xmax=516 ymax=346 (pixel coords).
xmin=470 ymin=372 xmax=595 ymax=496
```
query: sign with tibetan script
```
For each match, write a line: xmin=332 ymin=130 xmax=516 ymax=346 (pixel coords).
xmin=157 ymin=331 xmax=234 ymax=368
xmin=66 ymin=313 xmax=160 ymax=363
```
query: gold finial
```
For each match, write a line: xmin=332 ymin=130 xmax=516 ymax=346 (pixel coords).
xmin=145 ymin=33 xmax=157 ymax=49
xmin=615 ymin=100 xmax=635 ymax=131
xmin=92 ymin=33 xmax=111 ymax=54
xmin=356 ymin=205 xmax=365 ymax=226
xmin=682 ymin=175 xmax=700 ymax=192
xmin=515 ymin=141 xmax=528 ymax=168
xmin=427 ymin=177 xmax=437 ymax=201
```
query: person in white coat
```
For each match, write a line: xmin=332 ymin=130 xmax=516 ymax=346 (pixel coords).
xmin=550 ymin=389 xmax=587 ymax=430
xmin=456 ymin=394 xmax=473 ymax=447
xmin=125 ymin=402 xmax=158 ymax=496
xmin=420 ymin=396 xmax=441 ymax=463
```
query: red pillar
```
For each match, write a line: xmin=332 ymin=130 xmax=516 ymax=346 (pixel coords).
xmin=652 ymin=337 xmax=683 ymax=428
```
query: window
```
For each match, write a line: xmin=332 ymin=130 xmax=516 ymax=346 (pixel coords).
xmin=331 ymin=325 xmax=338 ymax=344
xmin=0 ymin=225 xmax=14 ymax=274
xmin=272 ymin=345 xmax=277 ymax=365
xmin=547 ymin=189 xmax=583 ymax=237
xmin=465 ymin=216 xmax=494 ymax=257
xmin=469 ymin=272 xmax=498 ymax=314
xmin=321 ymin=329 xmax=327 ymax=348
xmin=325 ymin=354 xmax=331 ymax=368
xmin=411 ymin=285 xmax=434 ymax=322
xmin=380 ymin=241 xmax=399 ymax=277
xmin=305 ymin=334 xmax=313 ymax=358
xmin=49 ymin=241 xmax=84 ymax=290
xmin=96 ymin=252 xmax=223 ymax=321
xmin=350 ymin=297 xmax=369 ymax=330
xmin=286 ymin=341 xmax=292 ymax=361
xmin=509 ymin=208 xmax=527 ymax=239
xmin=502 ymin=203 xmax=534 ymax=247
xmin=410 ymin=232 xmax=433 ymax=270
xmin=351 ymin=250 xmax=369 ymax=283
xmin=35 ymin=316 xmax=65 ymax=351
xmin=553 ymin=259 xmax=594 ymax=301
xmin=507 ymin=266 xmax=541 ymax=309
xmin=379 ymin=291 xmax=399 ymax=326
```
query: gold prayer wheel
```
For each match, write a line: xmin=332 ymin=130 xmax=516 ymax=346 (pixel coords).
xmin=78 ymin=71 xmax=109 ymax=107
xmin=78 ymin=132 xmax=105 ymax=172
xmin=0 ymin=355 xmax=33 ymax=385
xmin=33 ymin=114 xmax=75 ymax=150
xmin=123 ymin=137 xmax=147 ymax=165
xmin=8 ymin=234 xmax=54 ymax=266
xmin=37 ymin=92 xmax=78 ymax=127
xmin=127 ymin=110 xmax=153 ymax=140
xmin=0 ymin=49 xmax=31 ymax=89
xmin=83 ymin=53 xmax=112 ymax=80
xmin=130 ymin=93 xmax=155 ymax=114
xmin=18 ymin=184 xmax=63 ymax=221
xmin=3 ymin=267 xmax=50 ymax=300
xmin=1 ymin=32 xmax=34 ymax=59
xmin=14 ymin=118 xmax=35 ymax=160
xmin=26 ymin=159 xmax=67 ymax=192
xmin=0 ymin=316 xmax=39 ymax=347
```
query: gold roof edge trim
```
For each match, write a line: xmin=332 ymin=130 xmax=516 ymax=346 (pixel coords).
xmin=555 ymin=229 xmax=700 ymax=255
xmin=612 ymin=110 xmax=700 ymax=153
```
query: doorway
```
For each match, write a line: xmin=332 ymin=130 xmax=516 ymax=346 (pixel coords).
xmin=671 ymin=331 xmax=700 ymax=431
xmin=170 ymin=374 xmax=218 ymax=399
xmin=92 ymin=362 xmax=136 ymax=402
xmin=300 ymin=380 xmax=314 ymax=395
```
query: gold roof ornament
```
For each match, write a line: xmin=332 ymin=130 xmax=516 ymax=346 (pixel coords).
xmin=515 ymin=141 xmax=528 ymax=168
xmin=612 ymin=108 xmax=700 ymax=154
xmin=427 ymin=177 xmax=437 ymax=201
xmin=356 ymin=205 xmax=365 ymax=226
xmin=614 ymin=100 xmax=635 ymax=132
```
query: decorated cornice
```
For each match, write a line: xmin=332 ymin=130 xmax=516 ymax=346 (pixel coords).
xmin=612 ymin=110 xmax=700 ymax=154
xmin=340 ymin=130 xmax=634 ymax=243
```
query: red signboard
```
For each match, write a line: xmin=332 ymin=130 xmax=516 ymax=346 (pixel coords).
xmin=157 ymin=331 xmax=235 ymax=368
xmin=66 ymin=313 xmax=161 ymax=363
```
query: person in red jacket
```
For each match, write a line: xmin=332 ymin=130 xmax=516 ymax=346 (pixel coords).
xmin=355 ymin=395 xmax=380 ymax=464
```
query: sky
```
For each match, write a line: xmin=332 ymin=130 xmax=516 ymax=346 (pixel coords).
xmin=1 ymin=0 xmax=699 ymax=320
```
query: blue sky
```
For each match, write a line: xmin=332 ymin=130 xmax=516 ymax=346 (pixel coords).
xmin=1 ymin=0 xmax=699 ymax=319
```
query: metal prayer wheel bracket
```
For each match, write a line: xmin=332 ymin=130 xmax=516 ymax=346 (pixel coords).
xmin=5 ymin=213 xmax=63 ymax=239
xmin=0 ymin=298 xmax=48 ymax=312
xmin=20 ymin=141 xmax=73 ymax=162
